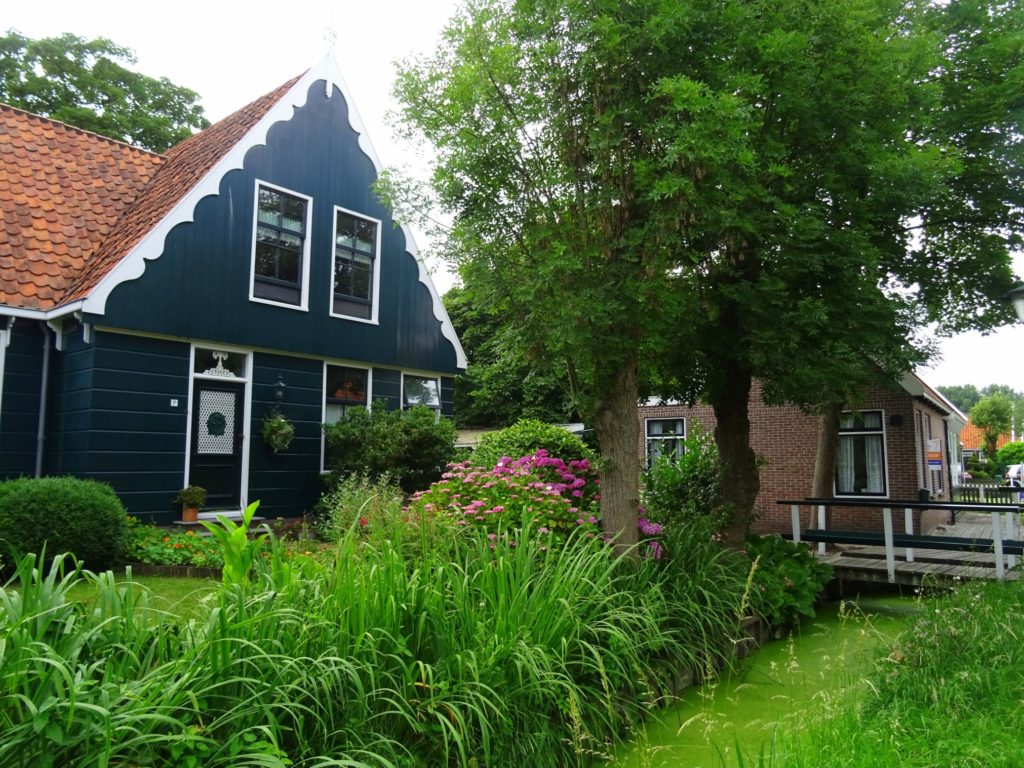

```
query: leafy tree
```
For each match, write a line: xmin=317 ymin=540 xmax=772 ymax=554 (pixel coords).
xmin=970 ymin=394 xmax=1014 ymax=458
xmin=0 ymin=30 xmax=208 ymax=152
xmin=981 ymin=385 xmax=1024 ymax=436
xmin=444 ymin=285 xmax=578 ymax=427
xmin=392 ymin=0 xmax=695 ymax=550
xmin=996 ymin=442 xmax=1024 ymax=468
xmin=392 ymin=0 xmax=1021 ymax=547
xmin=937 ymin=384 xmax=982 ymax=414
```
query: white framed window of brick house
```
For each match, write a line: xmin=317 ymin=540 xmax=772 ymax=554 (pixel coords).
xmin=645 ymin=418 xmax=685 ymax=465
xmin=836 ymin=410 xmax=887 ymax=496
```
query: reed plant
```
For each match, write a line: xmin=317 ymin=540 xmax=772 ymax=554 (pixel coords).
xmin=0 ymin=514 xmax=747 ymax=766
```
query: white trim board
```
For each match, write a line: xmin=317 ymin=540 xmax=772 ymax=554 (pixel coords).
xmin=82 ymin=54 xmax=466 ymax=370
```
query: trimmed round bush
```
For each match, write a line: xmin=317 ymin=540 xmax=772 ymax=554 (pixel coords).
xmin=0 ymin=476 xmax=129 ymax=571
xmin=472 ymin=418 xmax=596 ymax=469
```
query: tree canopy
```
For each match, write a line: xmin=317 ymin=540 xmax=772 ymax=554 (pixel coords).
xmin=970 ymin=394 xmax=1015 ymax=457
xmin=941 ymin=384 xmax=1024 ymax=436
xmin=393 ymin=0 xmax=1023 ymax=546
xmin=444 ymin=285 xmax=579 ymax=428
xmin=0 ymin=30 xmax=208 ymax=152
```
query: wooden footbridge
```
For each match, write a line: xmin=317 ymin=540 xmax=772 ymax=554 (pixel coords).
xmin=779 ymin=499 xmax=1023 ymax=587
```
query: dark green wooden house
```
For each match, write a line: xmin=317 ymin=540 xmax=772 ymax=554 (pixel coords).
xmin=0 ymin=58 xmax=465 ymax=522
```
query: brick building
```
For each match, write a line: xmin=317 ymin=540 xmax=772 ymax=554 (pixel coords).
xmin=638 ymin=373 xmax=965 ymax=535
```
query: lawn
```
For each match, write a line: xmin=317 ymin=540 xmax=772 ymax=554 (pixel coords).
xmin=64 ymin=572 xmax=218 ymax=620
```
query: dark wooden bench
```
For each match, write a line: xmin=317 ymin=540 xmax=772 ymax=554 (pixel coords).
xmin=794 ymin=528 xmax=1024 ymax=556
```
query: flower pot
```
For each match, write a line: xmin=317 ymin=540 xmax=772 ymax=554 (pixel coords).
xmin=182 ymin=506 xmax=199 ymax=523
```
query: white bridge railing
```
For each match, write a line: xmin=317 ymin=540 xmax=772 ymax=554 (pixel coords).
xmin=779 ymin=498 xmax=1023 ymax=583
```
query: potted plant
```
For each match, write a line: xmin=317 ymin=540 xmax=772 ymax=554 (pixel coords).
xmin=262 ymin=410 xmax=295 ymax=453
xmin=176 ymin=485 xmax=207 ymax=523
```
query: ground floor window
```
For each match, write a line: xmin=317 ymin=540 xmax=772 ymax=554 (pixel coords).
xmin=323 ymin=365 xmax=369 ymax=470
xmin=836 ymin=410 xmax=886 ymax=496
xmin=645 ymin=418 xmax=685 ymax=465
xmin=403 ymin=374 xmax=441 ymax=414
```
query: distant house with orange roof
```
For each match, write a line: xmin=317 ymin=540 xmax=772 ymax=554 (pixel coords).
xmin=0 ymin=56 xmax=465 ymax=522
xmin=960 ymin=421 xmax=1013 ymax=457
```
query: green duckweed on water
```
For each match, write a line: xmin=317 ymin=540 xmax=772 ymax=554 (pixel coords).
xmin=613 ymin=595 xmax=917 ymax=768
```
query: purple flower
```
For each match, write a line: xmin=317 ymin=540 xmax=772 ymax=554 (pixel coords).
xmin=638 ymin=518 xmax=664 ymax=536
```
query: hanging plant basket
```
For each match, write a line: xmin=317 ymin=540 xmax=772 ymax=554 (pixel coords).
xmin=262 ymin=410 xmax=295 ymax=453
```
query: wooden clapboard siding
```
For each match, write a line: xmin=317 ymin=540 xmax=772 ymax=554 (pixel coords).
xmin=0 ymin=321 xmax=45 ymax=477
xmin=81 ymin=330 xmax=191 ymax=521
xmin=94 ymin=81 xmax=459 ymax=375
xmin=248 ymin=352 xmax=323 ymax=520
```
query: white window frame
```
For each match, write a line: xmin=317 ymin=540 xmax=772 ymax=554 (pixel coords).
xmin=321 ymin=361 xmax=373 ymax=472
xmin=249 ymin=179 xmax=312 ymax=312
xmin=835 ymin=409 xmax=889 ymax=498
xmin=183 ymin=343 xmax=253 ymax=511
xmin=401 ymin=372 xmax=442 ymax=418
xmin=645 ymin=417 xmax=686 ymax=465
xmin=329 ymin=205 xmax=381 ymax=324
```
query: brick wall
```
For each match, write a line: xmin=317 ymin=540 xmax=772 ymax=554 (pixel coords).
xmin=638 ymin=381 xmax=954 ymax=535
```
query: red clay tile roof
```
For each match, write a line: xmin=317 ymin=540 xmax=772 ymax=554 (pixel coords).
xmin=960 ymin=421 xmax=1012 ymax=451
xmin=0 ymin=106 xmax=164 ymax=309
xmin=0 ymin=74 xmax=303 ymax=311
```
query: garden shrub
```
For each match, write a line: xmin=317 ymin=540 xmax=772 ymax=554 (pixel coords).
xmin=745 ymin=534 xmax=833 ymax=627
xmin=407 ymin=452 xmax=602 ymax=547
xmin=996 ymin=441 xmax=1024 ymax=469
xmin=472 ymin=418 xmax=596 ymax=470
xmin=642 ymin=425 xmax=727 ymax=530
xmin=323 ymin=402 xmax=457 ymax=493
xmin=0 ymin=476 xmax=129 ymax=571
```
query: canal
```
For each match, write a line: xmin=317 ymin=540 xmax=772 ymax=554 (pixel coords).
xmin=612 ymin=594 xmax=918 ymax=767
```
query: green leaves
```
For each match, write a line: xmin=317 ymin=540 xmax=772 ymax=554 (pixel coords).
xmin=200 ymin=501 xmax=265 ymax=586
xmin=0 ymin=30 xmax=208 ymax=152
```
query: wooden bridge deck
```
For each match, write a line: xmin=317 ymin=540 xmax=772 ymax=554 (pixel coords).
xmin=817 ymin=512 xmax=1021 ymax=587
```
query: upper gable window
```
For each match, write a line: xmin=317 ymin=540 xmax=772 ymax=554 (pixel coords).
xmin=251 ymin=182 xmax=311 ymax=309
xmin=332 ymin=208 xmax=379 ymax=321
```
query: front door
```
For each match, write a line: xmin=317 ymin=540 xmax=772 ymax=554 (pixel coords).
xmin=189 ymin=379 xmax=245 ymax=509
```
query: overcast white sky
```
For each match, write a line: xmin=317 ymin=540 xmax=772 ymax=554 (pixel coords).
xmin=6 ymin=0 xmax=1023 ymax=390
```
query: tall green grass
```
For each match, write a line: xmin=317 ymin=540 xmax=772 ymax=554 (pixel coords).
xmin=0 ymin=519 xmax=748 ymax=766
xmin=734 ymin=579 xmax=1024 ymax=767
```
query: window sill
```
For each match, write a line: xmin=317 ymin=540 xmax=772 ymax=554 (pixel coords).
xmin=250 ymin=296 xmax=309 ymax=312
xmin=329 ymin=311 xmax=378 ymax=325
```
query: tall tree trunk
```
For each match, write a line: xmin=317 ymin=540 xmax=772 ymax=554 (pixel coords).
xmin=811 ymin=402 xmax=842 ymax=498
xmin=714 ymin=367 xmax=759 ymax=549
xmin=593 ymin=354 xmax=640 ymax=556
